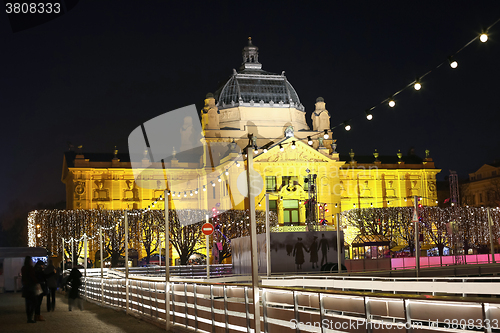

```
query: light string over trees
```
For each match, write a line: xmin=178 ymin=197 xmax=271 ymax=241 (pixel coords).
xmin=341 ymin=206 xmax=500 ymax=256
xmin=28 ymin=208 xmax=278 ymax=266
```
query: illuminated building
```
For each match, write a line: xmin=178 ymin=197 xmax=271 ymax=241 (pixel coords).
xmin=462 ymin=161 xmax=500 ymax=207
xmin=59 ymin=39 xmax=440 ymax=261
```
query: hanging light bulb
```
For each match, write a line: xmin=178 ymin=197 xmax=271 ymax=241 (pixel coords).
xmin=291 ymin=141 xmax=296 ymax=149
xmin=167 ymin=191 xmax=170 ymax=196
xmin=258 ymin=202 xmax=261 ymax=207
xmin=263 ymin=147 xmax=268 ymax=153
xmin=203 ymin=185 xmax=206 ymax=191
xmin=217 ymin=176 xmax=222 ymax=182
xmin=177 ymin=192 xmax=181 ymax=197
xmin=279 ymin=144 xmax=284 ymax=152
xmin=190 ymin=191 xmax=193 ymax=196
xmin=365 ymin=110 xmax=373 ymax=120
xmin=480 ymin=32 xmax=488 ymax=43
xmin=370 ymin=203 xmax=373 ymax=207
xmin=323 ymin=129 xmax=329 ymax=139
xmin=236 ymin=161 xmax=240 ymax=167
xmin=414 ymin=78 xmax=421 ymax=90
xmin=225 ymin=169 xmax=229 ymax=176
xmin=388 ymin=97 xmax=396 ymax=108
xmin=184 ymin=192 xmax=187 ymax=197
xmin=212 ymin=182 xmax=216 ymax=187
xmin=195 ymin=189 xmax=198 ymax=194
xmin=448 ymin=56 xmax=458 ymax=69
xmin=344 ymin=121 xmax=351 ymax=131
xmin=307 ymin=136 xmax=313 ymax=145
xmin=254 ymin=146 xmax=259 ymax=154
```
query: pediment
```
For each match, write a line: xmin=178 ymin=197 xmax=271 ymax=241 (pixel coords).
xmin=254 ymin=138 xmax=332 ymax=163
xmin=475 ymin=164 xmax=498 ymax=174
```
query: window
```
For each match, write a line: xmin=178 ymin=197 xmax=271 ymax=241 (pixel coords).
xmin=269 ymin=200 xmax=277 ymax=214
xmin=281 ymin=176 xmax=292 ymax=188
xmin=479 ymin=193 xmax=483 ymax=203
xmin=265 ymin=176 xmax=276 ymax=192
xmin=283 ymin=199 xmax=299 ymax=225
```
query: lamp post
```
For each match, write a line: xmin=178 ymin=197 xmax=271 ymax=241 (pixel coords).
xmin=246 ymin=145 xmax=261 ymax=333
xmin=124 ymin=211 xmax=129 ymax=314
xmin=62 ymin=237 xmax=65 ymax=272
xmin=164 ymin=190 xmax=170 ymax=331
xmin=413 ymin=196 xmax=420 ymax=277
xmin=99 ymin=225 xmax=104 ymax=305
xmin=266 ymin=193 xmax=271 ymax=277
xmin=488 ymin=208 xmax=496 ymax=264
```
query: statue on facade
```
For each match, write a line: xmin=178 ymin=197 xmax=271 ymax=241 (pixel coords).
xmin=201 ymin=93 xmax=219 ymax=131
xmin=311 ymin=97 xmax=330 ymax=131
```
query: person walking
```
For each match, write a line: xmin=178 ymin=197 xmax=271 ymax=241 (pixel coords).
xmin=86 ymin=258 xmax=93 ymax=268
xmin=66 ymin=267 xmax=83 ymax=311
xmin=44 ymin=260 xmax=60 ymax=311
xmin=21 ymin=256 xmax=38 ymax=323
xmin=34 ymin=261 xmax=47 ymax=321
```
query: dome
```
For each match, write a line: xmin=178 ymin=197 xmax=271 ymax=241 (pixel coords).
xmin=215 ymin=39 xmax=303 ymax=111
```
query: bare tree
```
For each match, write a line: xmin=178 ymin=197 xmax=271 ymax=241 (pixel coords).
xmin=139 ymin=210 xmax=160 ymax=264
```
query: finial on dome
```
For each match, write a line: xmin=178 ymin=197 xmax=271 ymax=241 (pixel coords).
xmin=241 ymin=37 xmax=262 ymax=70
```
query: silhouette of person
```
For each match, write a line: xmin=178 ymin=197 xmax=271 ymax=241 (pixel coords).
xmin=292 ymin=238 xmax=308 ymax=270
xmin=309 ymin=236 xmax=319 ymax=269
xmin=319 ymin=233 xmax=330 ymax=267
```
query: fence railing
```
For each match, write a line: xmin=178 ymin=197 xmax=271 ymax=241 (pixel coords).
xmin=82 ymin=275 xmax=500 ymax=333
xmin=262 ymin=275 xmax=500 ymax=296
xmin=345 ymin=254 xmax=500 ymax=273
xmin=110 ymin=264 xmax=232 ymax=279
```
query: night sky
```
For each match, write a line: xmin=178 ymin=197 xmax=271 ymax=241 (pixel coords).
xmin=1 ymin=1 xmax=499 ymax=214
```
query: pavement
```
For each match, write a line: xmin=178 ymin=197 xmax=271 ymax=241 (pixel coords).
xmin=0 ymin=291 xmax=168 ymax=333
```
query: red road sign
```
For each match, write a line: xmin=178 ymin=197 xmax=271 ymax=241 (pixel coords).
xmin=202 ymin=223 xmax=214 ymax=236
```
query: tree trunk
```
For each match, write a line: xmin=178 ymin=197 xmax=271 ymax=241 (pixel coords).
xmin=111 ymin=252 xmax=120 ymax=267
xmin=437 ymin=244 xmax=444 ymax=256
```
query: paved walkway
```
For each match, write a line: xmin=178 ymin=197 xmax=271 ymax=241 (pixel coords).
xmin=0 ymin=292 xmax=167 ymax=333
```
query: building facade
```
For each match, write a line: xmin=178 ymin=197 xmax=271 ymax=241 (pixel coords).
xmin=60 ymin=39 xmax=440 ymax=259
xmin=462 ymin=162 xmax=500 ymax=207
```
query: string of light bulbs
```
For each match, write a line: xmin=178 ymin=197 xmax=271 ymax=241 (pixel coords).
xmin=329 ymin=17 xmax=500 ymax=133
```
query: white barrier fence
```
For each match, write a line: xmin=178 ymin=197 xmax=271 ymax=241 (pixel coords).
xmin=82 ymin=275 xmax=500 ymax=333
xmin=262 ymin=275 xmax=500 ymax=296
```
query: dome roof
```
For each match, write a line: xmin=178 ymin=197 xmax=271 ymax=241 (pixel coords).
xmin=215 ymin=39 xmax=303 ymax=111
